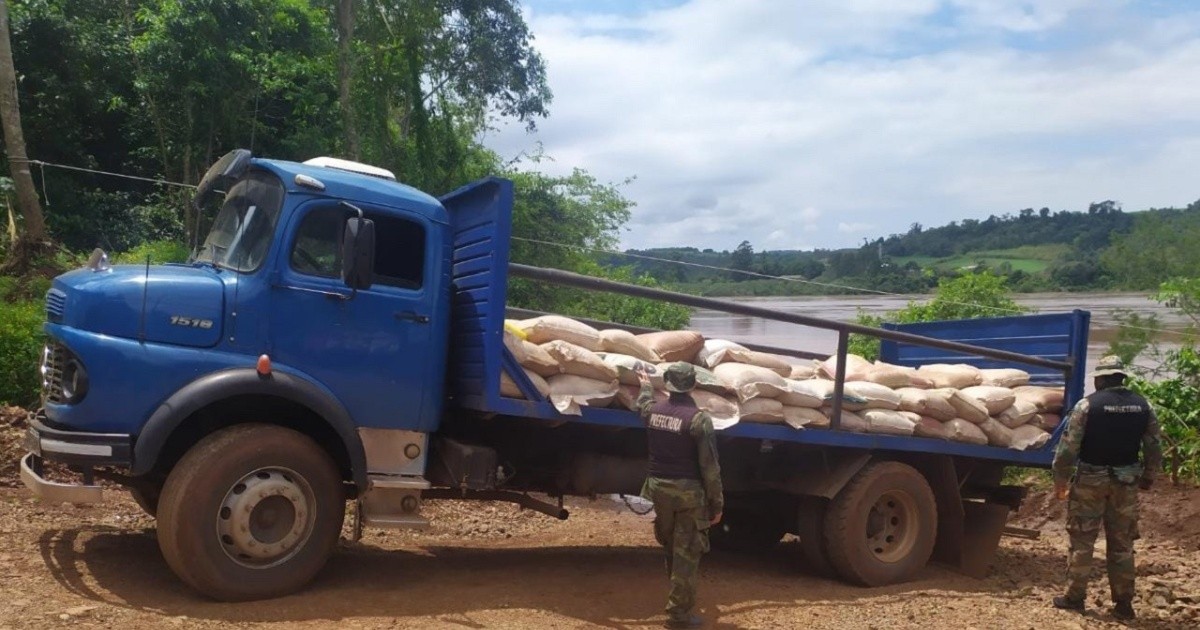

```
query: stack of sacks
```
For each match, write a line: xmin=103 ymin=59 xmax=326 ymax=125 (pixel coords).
xmin=497 ymin=316 xmax=1068 ymax=448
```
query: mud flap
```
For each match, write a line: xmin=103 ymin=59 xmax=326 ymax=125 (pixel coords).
xmin=957 ymin=501 xmax=1011 ymax=578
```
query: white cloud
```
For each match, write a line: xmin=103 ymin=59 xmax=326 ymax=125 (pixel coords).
xmin=838 ymin=222 xmax=877 ymax=233
xmin=489 ymin=0 xmax=1200 ymax=251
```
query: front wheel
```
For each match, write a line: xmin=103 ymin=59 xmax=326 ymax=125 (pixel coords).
xmin=823 ymin=461 xmax=937 ymax=586
xmin=156 ymin=424 xmax=345 ymax=601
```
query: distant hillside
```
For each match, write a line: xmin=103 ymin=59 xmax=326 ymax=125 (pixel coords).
xmin=606 ymin=199 xmax=1200 ymax=296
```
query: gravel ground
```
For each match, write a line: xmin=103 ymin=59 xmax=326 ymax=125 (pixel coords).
xmin=3 ymin=410 xmax=1199 ymax=629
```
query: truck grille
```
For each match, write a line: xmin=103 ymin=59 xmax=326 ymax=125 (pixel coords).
xmin=45 ymin=288 xmax=66 ymax=322
xmin=41 ymin=343 xmax=70 ymax=404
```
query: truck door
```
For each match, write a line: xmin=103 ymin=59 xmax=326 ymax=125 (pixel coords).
xmin=270 ymin=200 xmax=441 ymax=431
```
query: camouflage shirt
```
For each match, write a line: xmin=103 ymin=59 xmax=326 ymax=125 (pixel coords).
xmin=638 ymin=382 xmax=725 ymax=515
xmin=1052 ymin=395 xmax=1163 ymax=485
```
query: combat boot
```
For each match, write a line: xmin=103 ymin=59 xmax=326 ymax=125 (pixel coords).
xmin=1112 ymin=600 xmax=1135 ymax=620
xmin=664 ymin=613 xmax=704 ymax=629
xmin=1052 ymin=595 xmax=1085 ymax=612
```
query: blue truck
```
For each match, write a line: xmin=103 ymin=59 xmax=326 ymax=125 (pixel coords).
xmin=20 ymin=150 xmax=1089 ymax=601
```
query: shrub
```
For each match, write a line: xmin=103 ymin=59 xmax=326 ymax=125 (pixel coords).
xmin=114 ymin=239 xmax=190 ymax=265
xmin=0 ymin=299 xmax=44 ymax=407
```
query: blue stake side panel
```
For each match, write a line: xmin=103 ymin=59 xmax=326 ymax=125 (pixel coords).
xmin=881 ymin=310 xmax=1091 ymax=467
xmin=444 ymin=181 xmax=1089 ymax=468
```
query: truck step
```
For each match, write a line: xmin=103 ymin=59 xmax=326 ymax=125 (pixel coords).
xmin=358 ymin=475 xmax=430 ymax=532
xmin=362 ymin=512 xmax=431 ymax=529
xmin=368 ymin=474 xmax=431 ymax=490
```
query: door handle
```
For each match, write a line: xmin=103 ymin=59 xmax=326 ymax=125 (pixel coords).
xmin=395 ymin=311 xmax=430 ymax=324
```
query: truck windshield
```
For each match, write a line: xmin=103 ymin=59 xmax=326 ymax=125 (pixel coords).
xmin=194 ymin=171 xmax=285 ymax=272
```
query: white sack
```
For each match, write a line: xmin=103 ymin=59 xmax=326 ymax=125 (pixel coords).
xmin=862 ymin=409 xmax=917 ymax=436
xmin=783 ymin=406 xmax=827 ymax=429
xmin=713 ymin=363 xmax=789 ymax=402
xmin=516 ymin=315 xmax=603 ymax=351
xmin=944 ymin=418 xmax=989 ymax=445
xmin=636 ymin=330 xmax=705 ymax=363
xmin=499 ymin=368 xmax=551 ymax=399
xmin=541 ymin=340 xmax=619 ymax=382
xmin=948 ymin=389 xmax=990 ymax=424
xmin=1010 ymin=425 xmax=1051 ymax=450
xmin=981 ymin=368 xmax=1031 ymax=388
xmin=917 ymin=363 xmax=983 ymax=389
xmin=546 ymin=374 xmax=619 ymax=415
xmin=960 ymin=385 xmax=1017 ymax=415
xmin=599 ymin=329 xmax=661 ymax=362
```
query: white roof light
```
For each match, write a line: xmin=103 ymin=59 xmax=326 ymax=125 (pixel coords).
xmin=303 ymin=157 xmax=396 ymax=181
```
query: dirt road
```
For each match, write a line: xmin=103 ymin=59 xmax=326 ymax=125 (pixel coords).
xmin=3 ymin=409 xmax=1200 ymax=629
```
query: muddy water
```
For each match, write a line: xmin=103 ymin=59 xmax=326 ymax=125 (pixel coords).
xmin=687 ymin=292 xmax=1190 ymax=376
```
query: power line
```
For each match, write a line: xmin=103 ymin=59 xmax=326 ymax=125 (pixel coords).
xmin=11 ymin=158 xmax=197 ymax=189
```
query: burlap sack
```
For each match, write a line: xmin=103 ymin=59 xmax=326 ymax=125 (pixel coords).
xmin=500 ymin=368 xmax=551 ymax=399
xmin=739 ymin=398 xmax=785 ymax=423
xmin=843 ymin=381 xmax=902 ymax=410
xmin=636 ymin=330 xmax=705 ymax=363
xmin=603 ymin=353 xmax=660 ymax=386
xmin=980 ymin=368 xmax=1031 ymax=388
xmin=783 ymin=406 xmax=827 ymax=429
xmin=996 ymin=399 xmax=1039 ymax=429
xmin=978 ymin=417 xmax=1015 ymax=447
xmin=818 ymin=353 xmax=873 ymax=381
xmin=516 ymin=315 xmax=603 ymax=351
xmin=1010 ymin=425 xmax=1051 ymax=450
xmin=599 ymin=329 xmax=661 ymax=362
xmin=1031 ymin=413 xmax=1062 ymax=432
xmin=777 ymin=379 xmax=827 ymax=408
xmin=690 ymin=390 xmax=740 ymax=428
xmin=789 ymin=363 xmax=818 ymax=380
xmin=1013 ymin=385 xmax=1065 ymax=412
xmin=896 ymin=387 xmax=957 ymax=421
xmin=948 ymin=390 xmax=989 ymax=424
xmin=917 ymin=363 xmax=983 ymax=389
xmin=862 ymin=409 xmax=917 ymax=436
xmin=546 ymin=374 xmax=618 ymax=415
xmin=541 ymin=340 xmax=619 ymax=382
xmin=518 ymin=338 xmax=559 ymax=374
xmin=960 ymin=385 xmax=1016 ymax=415
xmin=713 ymin=363 xmax=788 ymax=401
xmin=863 ymin=362 xmax=913 ymax=388
xmin=914 ymin=416 xmax=951 ymax=440
xmin=822 ymin=408 xmax=867 ymax=432
xmin=697 ymin=339 xmax=792 ymax=376
xmin=944 ymin=418 xmax=988 ymax=445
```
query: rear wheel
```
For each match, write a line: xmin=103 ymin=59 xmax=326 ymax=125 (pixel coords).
xmin=796 ymin=497 xmax=834 ymax=576
xmin=709 ymin=508 xmax=786 ymax=553
xmin=823 ymin=461 xmax=936 ymax=586
xmin=157 ymin=424 xmax=345 ymax=601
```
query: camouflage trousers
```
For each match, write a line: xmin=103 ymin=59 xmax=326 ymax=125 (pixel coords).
xmin=643 ymin=477 xmax=711 ymax=621
xmin=1065 ymin=465 xmax=1141 ymax=603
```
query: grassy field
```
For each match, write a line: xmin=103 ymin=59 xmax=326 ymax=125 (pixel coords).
xmin=892 ymin=243 xmax=1069 ymax=273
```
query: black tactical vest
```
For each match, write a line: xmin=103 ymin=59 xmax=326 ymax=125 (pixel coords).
xmin=1079 ymin=387 xmax=1151 ymax=467
xmin=646 ymin=394 xmax=702 ymax=480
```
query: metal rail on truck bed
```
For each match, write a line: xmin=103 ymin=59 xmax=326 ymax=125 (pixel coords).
xmin=444 ymin=182 xmax=1087 ymax=468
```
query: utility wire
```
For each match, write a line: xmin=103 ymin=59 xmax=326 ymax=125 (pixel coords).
xmin=12 ymin=158 xmax=1192 ymax=341
xmin=11 ymin=158 xmax=197 ymax=189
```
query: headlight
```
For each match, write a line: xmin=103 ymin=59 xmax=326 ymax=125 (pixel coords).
xmin=60 ymin=359 xmax=89 ymax=403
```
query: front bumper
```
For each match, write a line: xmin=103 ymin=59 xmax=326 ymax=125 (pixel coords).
xmin=20 ymin=412 xmax=133 ymax=505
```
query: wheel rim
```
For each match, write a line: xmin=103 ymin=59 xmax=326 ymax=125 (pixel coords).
xmin=865 ymin=489 xmax=919 ymax=564
xmin=216 ymin=467 xmax=316 ymax=569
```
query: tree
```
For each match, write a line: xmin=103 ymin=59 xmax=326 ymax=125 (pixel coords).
xmin=0 ymin=0 xmax=47 ymax=271
xmin=335 ymin=0 xmax=359 ymax=159
xmin=730 ymin=240 xmax=754 ymax=279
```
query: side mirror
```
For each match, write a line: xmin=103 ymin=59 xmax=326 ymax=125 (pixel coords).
xmin=193 ymin=149 xmax=253 ymax=210
xmin=342 ymin=217 xmax=375 ymax=290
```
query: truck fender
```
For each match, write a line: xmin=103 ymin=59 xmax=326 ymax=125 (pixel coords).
xmin=131 ymin=367 xmax=368 ymax=492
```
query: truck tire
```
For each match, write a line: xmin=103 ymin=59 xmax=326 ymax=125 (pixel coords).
xmin=156 ymin=424 xmax=345 ymax=601
xmin=709 ymin=508 xmax=786 ymax=553
xmin=796 ymin=497 xmax=834 ymax=577
xmin=823 ymin=461 xmax=936 ymax=586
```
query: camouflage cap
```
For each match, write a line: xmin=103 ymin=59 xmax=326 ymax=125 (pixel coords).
xmin=663 ymin=362 xmax=697 ymax=393
xmin=1090 ymin=355 xmax=1127 ymax=378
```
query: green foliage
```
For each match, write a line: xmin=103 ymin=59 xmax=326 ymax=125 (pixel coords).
xmin=1109 ymin=276 xmax=1200 ymax=481
xmin=1127 ymin=347 xmax=1200 ymax=482
xmin=504 ymin=168 xmax=689 ymax=329
xmin=114 ymin=240 xmax=190 ymax=265
xmin=1101 ymin=201 xmax=1200 ymax=289
xmin=848 ymin=271 xmax=1031 ymax=359
xmin=0 ymin=300 xmax=44 ymax=407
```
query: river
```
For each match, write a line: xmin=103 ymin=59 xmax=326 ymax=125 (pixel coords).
xmin=687 ymin=292 xmax=1190 ymax=377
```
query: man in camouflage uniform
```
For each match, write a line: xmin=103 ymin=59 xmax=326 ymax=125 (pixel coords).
xmin=1051 ymin=355 xmax=1162 ymax=620
xmin=635 ymin=362 xmax=724 ymax=629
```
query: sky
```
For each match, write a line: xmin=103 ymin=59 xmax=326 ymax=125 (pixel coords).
xmin=483 ymin=0 xmax=1200 ymax=252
